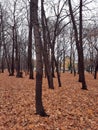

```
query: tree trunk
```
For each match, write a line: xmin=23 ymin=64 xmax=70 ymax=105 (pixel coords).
xmin=10 ymin=26 xmax=15 ymax=76
xmin=3 ymin=43 xmax=11 ymax=74
xmin=16 ymin=43 xmax=22 ymax=78
xmin=54 ymin=56 xmax=61 ymax=87
xmin=68 ymin=0 xmax=87 ymax=90
xmin=70 ymin=37 xmax=73 ymax=74
xmin=41 ymin=0 xmax=54 ymax=89
xmin=0 ymin=10 xmax=11 ymax=74
xmin=28 ymin=0 xmax=34 ymax=79
xmin=63 ymin=51 xmax=65 ymax=73
xmin=79 ymin=0 xmax=87 ymax=89
xmin=51 ymin=49 xmax=55 ymax=77
xmin=73 ymin=52 xmax=76 ymax=76
xmin=15 ymin=32 xmax=22 ymax=78
xmin=78 ymin=49 xmax=87 ymax=89
xmin=1 ymin=49 xmax=4 ymax=73
xmin=94 ymin=64 xmax=98 ymax=79
xmin=32 ymin=0 xmax=47 ymax=116
xmin=70 ymin=55 xmax=72 ymax=74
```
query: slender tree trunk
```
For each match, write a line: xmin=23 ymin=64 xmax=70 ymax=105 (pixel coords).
xmin=0 ymin=9 xmax=11 ymax=74
xmin=94 ymin=64 xmax=98 ymax=79
xmin=70 ymin=37 xmax=73 ymax=74
xmin=3 ymin=44 xmax=11 ymax=74
xmin=68 ymin=0 xmax=87 ymax=90
xmin=28 ymin=0 xmax=34 ymax=79
xmin=42 ymin=13 xmax=56 ymax=78
xmin=32 ymin=0 xmax=47 ymax=116
xmin=78 ymin=49 xmax=87 ymax=89
xmin=15 ymin=33 xmax=20 ymax=77
xmin=1 ymin=49 xmax=4 ymax=73
xmin=70 ymin=55 xmax=72 ymax=73
xmin=51 ymin=49 xmax=55 ymax=77
xmin=0 ymin=26 xmax=2 ymax=73
xmin=63 ymin=50 xmax=65 ymax=73
xmin=0 ymin=4 xmax=2 ymax=73
xmin=41 ymin=0 xmax=54 ymax=89
xmin=10 ymin=26 xmax=15 ymax=76
xmin=79 ymin=0 xmax=87 ymax=89
xmin=1 ymin=13 xmax=5 ymax=73
xmin=73 ymin=52 xmax=76 ymax=76
xmin=54 ymin=56 xmax=61 ymax=87
xmin=59 ymin=57 xmax=62 ymax=73
xmin=15 ymin=38 xmax=22 ymax=78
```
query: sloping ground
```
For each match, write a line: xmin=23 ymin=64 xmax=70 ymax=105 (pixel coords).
xmin=0 ymin=71 xmax=98 ymax=130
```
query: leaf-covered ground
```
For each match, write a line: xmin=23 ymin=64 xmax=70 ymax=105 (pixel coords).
xmin=0 ymin=71 xmax=98 ymax=130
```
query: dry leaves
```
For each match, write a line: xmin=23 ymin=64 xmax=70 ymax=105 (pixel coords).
xmin=0 ymin=71 xmax=98 ymax=130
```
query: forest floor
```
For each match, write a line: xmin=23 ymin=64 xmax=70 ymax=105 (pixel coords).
xmin=0 ymin=71 xmax=98 ymax=130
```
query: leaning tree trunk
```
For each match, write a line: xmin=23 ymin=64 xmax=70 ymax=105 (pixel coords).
xmin=41 ymin=0 xmax=54 ymax=89
xmin=32 ymin=0 xmax=47 ymax=116
xmin=68 ymin=0 xmax=87 ymax=90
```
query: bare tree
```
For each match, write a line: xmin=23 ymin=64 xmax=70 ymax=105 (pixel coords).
xmin=41 ymin=0 xmax=54 ymax=89
xmin=28 ymin=0 xmax=34 ymax=79
xmin=68 ymin=0 xmax=87 ymax=90
xmin=32 ymin=0 xmax=48 ymax=116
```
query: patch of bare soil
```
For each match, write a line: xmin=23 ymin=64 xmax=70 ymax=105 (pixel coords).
xmin=0 ymin=71 xmax=98 ymax=130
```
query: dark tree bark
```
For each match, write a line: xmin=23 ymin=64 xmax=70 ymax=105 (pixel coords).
xmin=51 ymin=52 xmax=55 ymax=77
xmin=93 ymin=47 xmax=98 ymax=79
xmin=15 ymin=33 xmax=22 ymax=78
xmin=70 ymin=33 xmax=73 ymax=74
xmin=0 ymin=6 xmax=2 ymax=72
xmin=54 ymin=56 xmax=61 ymax=87
xmin=68 ymin=0 xmax=87 ymax=90
xmin=41 ymin=0 xmax=54 ymax=89
xmin=10 ymin=26 xmax=15 ymax=76
xmin=70 ymin=55 xmax=72 ymax=74
xmin=10 ymin=1 xmax=17 ymax=76
xmin=73 ymin=52 xmax=76 ymax=76
xmin=28 ymin=0 xmax=34 ymax=79
xmin=94 ymin=64 xmax=98 ymax=79
xmin=0 ymin=20 xmax=2 ymax=72
xmin=63 ymin=50 xmax=65 ymax=73
xmin=79 ymin=0 xmax=87 ymax=89
xmin=1 ymin=49 xmax=4 ymax=73
xmin=0 ymin=3 xmax=11 ymax=74
xmin=32 ymin=0 xmax=48 ymax=116
xmin=3 ymin=43 xmax=11 ymax=74
xmin=94 ymin=56 xmax=98 ymax=79
xmin=0 ymin=4 xmax=6 ymax=73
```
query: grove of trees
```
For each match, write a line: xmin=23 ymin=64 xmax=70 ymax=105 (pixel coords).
xmin=0 ymin=0 xmax=98 ymax=116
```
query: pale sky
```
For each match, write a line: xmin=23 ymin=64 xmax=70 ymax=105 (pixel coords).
xmin=0 ymin=0 xmax=98 ymax=23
